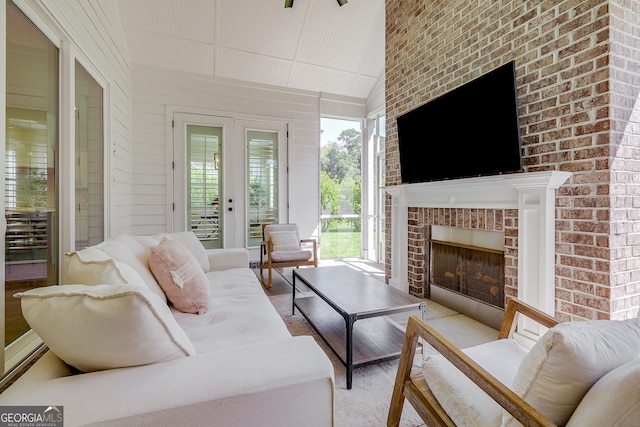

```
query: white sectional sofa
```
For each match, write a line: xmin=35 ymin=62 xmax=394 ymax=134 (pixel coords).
xmin=0 ymin=232 xmax=335 ymax=426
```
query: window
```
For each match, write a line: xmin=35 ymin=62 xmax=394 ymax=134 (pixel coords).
xmin=187 ymin=125 xmax=222 ymax=249
xmin=247 ymin=130 xmax=279 ymax=247
xmin=5 ymin=0 xmax=59 ymax=353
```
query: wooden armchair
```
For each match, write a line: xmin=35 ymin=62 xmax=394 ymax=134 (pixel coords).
xmin=259 ymin=223 xmax=317 ymax=288
xmin=388 ymin=298 xmax=560 ymax=427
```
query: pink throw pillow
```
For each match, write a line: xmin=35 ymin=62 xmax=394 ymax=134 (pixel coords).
xmin=149 ymin=237 xmax=210 ymax=314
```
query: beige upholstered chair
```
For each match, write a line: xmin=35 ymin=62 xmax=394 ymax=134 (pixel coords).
xmin=259 ymin=223 xmax=317 ymax=288
xmin=388 ymin=299 xmax=559 ymax=427
xmin=388 ymin=298 xmax=640 ymax=427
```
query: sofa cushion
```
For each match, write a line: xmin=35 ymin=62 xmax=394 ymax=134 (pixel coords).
xmin=66 ymin=247 xmax=146 ymax=287
xmin=173 ymin=268 xmax=291 ymax=353
xmin=149 ymin=237 xmax=209 ymax=314
xmin=98 ymin=235 xmax=167 ymax=302
xmin=502 ymin=318 xmax=640 ymax=426
xmin=422 ymin=339 xmax=528 ymax=427
xmin=16 ymin=284 xmax=196 ymax=372
xmin=152 ymin=231 xmax=210 ymax=272
xmin=566 ymin=357 xmax=640 ymax=426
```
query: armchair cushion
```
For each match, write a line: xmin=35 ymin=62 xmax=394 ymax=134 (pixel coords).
xmin=566 ymin=358 xmax=640 ymax=426
xmin=270 ymin=231 xmax=301 ymax=252
xmin=269 ymin=230 xmax=312 ymax=262
xmin=268 ymin=230 xmax=312 ymax=262
xmin=423 ymin=339 xmax=528 ymax=427
xmin=16 ymin=284 xmax=196 ymax=373
xmin=271 ymin=250 xmax=313 ymax=263
xmin=503 ymin=318 xmax=640 ymax=426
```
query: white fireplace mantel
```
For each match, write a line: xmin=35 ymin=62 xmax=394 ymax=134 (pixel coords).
xmin=386 ymin=171 xmax=571 ymax=340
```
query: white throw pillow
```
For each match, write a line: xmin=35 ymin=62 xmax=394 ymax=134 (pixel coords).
xmin=16 ymin=284 xmax=196 ymax=372
xmin=566 ymin=358 xmax=640 ymax=427
xmin=502 ymin=318 xmax=640 ymax=426
xmin=270 ymin=231 xmax=301 ymax=252
xmin=98 ymin=236 xmax=167 ymax=302
xmin=66 ymin=247 xmax=146 ymax=287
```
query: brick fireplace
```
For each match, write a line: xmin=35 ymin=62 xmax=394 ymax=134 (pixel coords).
xmin=385 ymin=0 xmax=640 ymax=321
xmin=387 ymin=172 xmax=569 ymax=339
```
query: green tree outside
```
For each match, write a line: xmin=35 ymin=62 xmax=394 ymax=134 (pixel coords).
xmin=320 ymin=126 xmax=362 ymax=257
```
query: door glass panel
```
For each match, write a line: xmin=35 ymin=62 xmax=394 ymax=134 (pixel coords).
xmin=75 ymin=61 xmax=104 ymax=249
xmin=247 ymin=130 xmax=278 ymax=247
xmin=5 ymin=0 xmax=59 ymax=345
xmin=187 ymin=125 xmax=222 ymax=249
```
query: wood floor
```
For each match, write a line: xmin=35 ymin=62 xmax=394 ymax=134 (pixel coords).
xmin=5 ymin=279 xmax=46 ymax=345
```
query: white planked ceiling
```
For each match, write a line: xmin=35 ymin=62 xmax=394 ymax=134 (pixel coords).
xmin=114 ymin=0 xmax=385 ymax=99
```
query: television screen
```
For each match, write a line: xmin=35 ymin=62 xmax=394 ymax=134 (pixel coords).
xmin=397 ymin=61 xmax=523 ymax=184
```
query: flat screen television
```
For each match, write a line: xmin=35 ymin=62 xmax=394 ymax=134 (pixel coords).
xmin=397 ymin=61 xmax=523 ymax=184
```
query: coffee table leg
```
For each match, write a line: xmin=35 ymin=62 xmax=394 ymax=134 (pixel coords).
xmin=292 ymin=273 xmax=297 ymax=315
xmin=419 ymin=302 xmax=427 ymax=321
xmin=345 ymin=314 xmax=356 ymax=390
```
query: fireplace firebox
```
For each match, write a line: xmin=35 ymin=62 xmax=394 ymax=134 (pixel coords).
xmin=430 ymin=240 xmax=505 ymax=309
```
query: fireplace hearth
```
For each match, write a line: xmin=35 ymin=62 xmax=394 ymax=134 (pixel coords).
xmin=430 ymin=240 xmax=505 ymax=309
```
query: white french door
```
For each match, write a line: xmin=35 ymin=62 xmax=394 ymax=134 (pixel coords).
xmin=173 ymin=113 xmax=235 ymax=248
xmin=236 ymin=119 xmax=288 ymax=248
xmin=173 ymin=114 xmax=288 ymax=250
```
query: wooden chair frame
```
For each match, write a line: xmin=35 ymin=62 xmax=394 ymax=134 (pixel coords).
xmin=259 ymin=224 xmax=318 ymax=288
xmin=387 ymin=298 xmax=560 ymax=427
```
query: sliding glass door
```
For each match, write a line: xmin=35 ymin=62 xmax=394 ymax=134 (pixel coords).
xmin=5 ymin=0 xmax=59 ymax=345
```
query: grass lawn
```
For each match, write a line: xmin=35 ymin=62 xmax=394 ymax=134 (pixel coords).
xmin=320 ymin=231 xmax=361 ymax=259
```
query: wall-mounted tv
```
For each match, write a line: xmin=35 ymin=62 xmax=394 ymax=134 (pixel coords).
xmin=397 ymin=61 xmax=523 ymax=184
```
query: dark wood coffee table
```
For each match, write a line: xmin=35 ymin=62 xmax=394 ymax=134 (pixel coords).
xmin=292 ymin=266 xmax=426 ymax=389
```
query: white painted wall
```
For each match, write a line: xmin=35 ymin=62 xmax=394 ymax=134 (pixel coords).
xmin=6 ymin=0 xmax=376 ymax=257
xmin=131 ymin=65 xmax=368 ymax=256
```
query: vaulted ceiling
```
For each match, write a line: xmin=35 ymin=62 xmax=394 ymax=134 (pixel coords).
xmin=115 ymin=0 xmax=385 ymax=99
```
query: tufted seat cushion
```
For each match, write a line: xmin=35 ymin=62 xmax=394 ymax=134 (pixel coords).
xmin=422 ymin=339 xmax=528 ymax=427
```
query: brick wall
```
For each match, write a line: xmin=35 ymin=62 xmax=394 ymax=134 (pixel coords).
xmin=385 ymin=0 xmax=640 ymax=320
